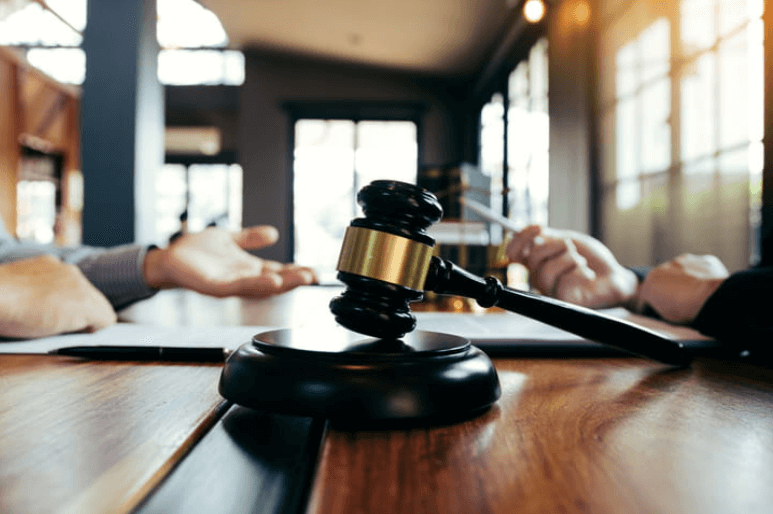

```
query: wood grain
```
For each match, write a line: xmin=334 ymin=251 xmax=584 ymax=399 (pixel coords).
xmin=119 ymin=286 xmax=343 ymax=329
xmin=0 ymin=354 xmax=227 ymax=514
xmin=307 ymin=358 xmax=773 ymax=514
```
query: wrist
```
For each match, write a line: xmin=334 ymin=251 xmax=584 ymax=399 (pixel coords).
xmin=142 ymin=246 xmax=173 ymax=289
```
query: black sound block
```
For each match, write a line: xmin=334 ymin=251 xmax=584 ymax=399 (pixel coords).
xmin=218 ymin=328 xmax=501 ymax=425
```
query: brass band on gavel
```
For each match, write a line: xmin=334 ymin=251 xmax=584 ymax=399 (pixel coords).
xmin=336 ymin=226 xmax=434 ymax=291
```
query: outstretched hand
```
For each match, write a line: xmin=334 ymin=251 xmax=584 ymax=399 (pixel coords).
xmin=143 ymin=226 xmax=318 ymax=298
xmin=0 ymin=255 xmax=117 ymax=339
xmin=505 ymin=225 xmax=639 ymax=309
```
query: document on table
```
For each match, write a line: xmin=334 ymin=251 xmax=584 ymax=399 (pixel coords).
xmin=0 ymin=324 xmax=273 ymax=354
xmin=414 ymin=308 xmax=719 ymax=356
xmin=0 ymin=308 xmax=716 ymax=357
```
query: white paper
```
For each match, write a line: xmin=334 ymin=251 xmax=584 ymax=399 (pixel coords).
xmin=0 ymin=323 xmax=275 ymax=354
xmin=0 ymin=308 xmax=711 ymax=355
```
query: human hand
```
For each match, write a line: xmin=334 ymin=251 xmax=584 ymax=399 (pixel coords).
xmin=142 ymin=225 xmax=318 ymax=298
xmin=505 ymin=224 xmax=639 ymax=309
xmin=0 ymin=255 xmax=116 ymax=339
xmin=636 ymin=253 xmax=728 ymax=324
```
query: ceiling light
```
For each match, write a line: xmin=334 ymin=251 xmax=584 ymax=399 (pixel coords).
xmin=523 ymin=0 xmax=546 ymax=23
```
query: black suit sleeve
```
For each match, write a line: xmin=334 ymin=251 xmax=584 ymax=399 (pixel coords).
xmin=691 ymin=266 xmax=773 ymax=353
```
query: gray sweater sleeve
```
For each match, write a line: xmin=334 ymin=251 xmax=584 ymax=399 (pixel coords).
xmin=0 ymin=223 xmax=158 ymax=310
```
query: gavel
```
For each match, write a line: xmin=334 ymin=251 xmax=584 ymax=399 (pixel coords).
xmin=330 ymin=180 xmax=690 ymax=366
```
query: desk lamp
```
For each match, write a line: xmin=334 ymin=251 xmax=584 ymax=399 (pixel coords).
xmin=220 ymin=181 xmax=689 ymax=425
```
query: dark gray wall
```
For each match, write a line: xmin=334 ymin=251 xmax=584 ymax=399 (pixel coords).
xmin=238 ymin=51 xmax=470 ymax=262
xmin=546 ymin=2 xmax=593 ymax=235
xmin=166 ymin=86 xmax=240 ymax=154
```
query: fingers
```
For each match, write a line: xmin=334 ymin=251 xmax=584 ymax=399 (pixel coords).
xmin=225 ymin=263 xmax=317 ymax=298
xmin=82 ymin=290 xmax=118 ymax=333
xmin=233 ymin=226 xmax=280 ymax=250
xmin=528 ymin=239 xmax=588 ymax=296
xmin=506 ymin=225 xmax=544 ymax=263
xmin=278 ymin=266 xmax=318 ymax=290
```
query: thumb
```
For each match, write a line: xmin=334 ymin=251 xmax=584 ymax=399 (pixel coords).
xmin=233 ymin=225 xmax=280 ymax=250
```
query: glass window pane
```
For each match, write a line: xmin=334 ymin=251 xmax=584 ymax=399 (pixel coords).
xmin=529 ymin=39 xmax=549 ymax=112
xmin=681 ymin=0 xmax=715 ymax=55
xmin=681 ymin=52 xmax=716 ymax=162
xmin=507 ymin=106 xmax=531 ymax=170
xmin=718 ymin=29 xmax=752 ymax=149
xmin=480 ymin=93 xmax=505 ymax=179
xmin=157 ymin=0 xmax=228 ymax=48
xmin=26 ymin=48 xmax=86 ymax=85
xmin=294 ymin=119 xmax=418 ymax=280
xmin=747 ymin=19 xmax=764 ymax=142
xmin=228 ymin=164 xmax=243 ymax=231
xmin=640 ymin=17 xmax=670 ymax=83
xmin=719 ymin=0 xmax=763 ymax=36
xmin=46 ymin=0 xmax=87 ymax=31
xmin=616 ymin=98 xmax=638 ymax=179
xmin=355 ymin=121 xmax=417 ymax=191
xmin=509 ymin=62 xmax=530 ymax=108
xmin=16 ymin=180 xmax=56 ymax=243
xmin=480 ymin=93 xmax=505 ymax=218
xmin=505 ymin=39 xmax=549 ymax=229
xmin=615 ymin=42 xmax=638 ymax=98
xmin=155 ymin=164 xmax=188 ymax=242
xmin=155 ymin=163 xmax=242 ymax=243
xmin=158 ymin=49 xmax=245 ymax=85
xmin=616 ymin=180 xmax=641 ymax=210
xmin=640 ymin=78 xmax=671 ymax=173
xmin=223 ymin=51 xmax=246 ymax=85
xmin=188 ymin=164 xmax=232 ymax=232
xmin=0 ymin=3 xmax=82 ymax=46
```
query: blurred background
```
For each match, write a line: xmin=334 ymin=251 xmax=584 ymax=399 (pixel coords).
xmin=0 ymin=0 xmax=768 ymax=284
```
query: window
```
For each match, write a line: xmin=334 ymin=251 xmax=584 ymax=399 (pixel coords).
xmin=507 ymin=39 xmax=550 ymax=228
xmin=156 ymin=0 xmax=245 ymax=85
xmin=480 ymin=38 xmax=550 ymax=241
xmin=0 ymin=1 xmax=85 ymax=84
xmin=599 ymin=0 xmax=764 ymax=270
xmin=478 ymin=38 xmax=549 ymax=286
xmin=15 ymin=151 xmax=61 ymax=244
xmin=0 ymin=0 xmax=244 ymax=86
xmin=480 ymin=92 xmax=506 ymax=231
xmin=154 ymin=163 xmax=242 ymax=243
xmin=479 ymin=38 xmax=550 ymax=232
xmin=293 ymin=119 xmax=418 ymax=281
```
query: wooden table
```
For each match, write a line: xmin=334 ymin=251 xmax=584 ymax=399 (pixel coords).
xmin=2 ymin=287 xmax=773 ymax=514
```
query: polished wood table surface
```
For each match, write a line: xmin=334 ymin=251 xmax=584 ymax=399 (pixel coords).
xmin=2 ymin=287 xmax=773 ymax=514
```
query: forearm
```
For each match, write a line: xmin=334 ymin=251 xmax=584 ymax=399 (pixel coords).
xmin=0 ymin=241 xmax=158 ymax=310
xmin=67 ymin=245 xmax=158 ymax=310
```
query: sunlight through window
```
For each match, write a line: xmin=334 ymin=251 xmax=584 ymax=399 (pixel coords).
xmin=1 ymin=0 xmax=244 ymax=86
xmin=157 ymin=0 xmax=228 ymax=48
xmin=293 ymin=119 xmax=418 ymax=281
xmin=0 ymin=2 xmax=81 ymax=46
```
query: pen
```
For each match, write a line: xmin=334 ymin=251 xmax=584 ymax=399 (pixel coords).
xmin=459 ymin=197 xmax=523 ymax=232
xmin=49 ymin=345 xmax=231 ymax=362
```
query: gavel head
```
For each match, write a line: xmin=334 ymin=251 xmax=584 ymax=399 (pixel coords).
xmin=329 ymin=180 xmax=443 ymax=339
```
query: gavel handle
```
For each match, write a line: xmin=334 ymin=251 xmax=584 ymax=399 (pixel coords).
xmin=424 ymin=257 xmax=690 ymax=366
